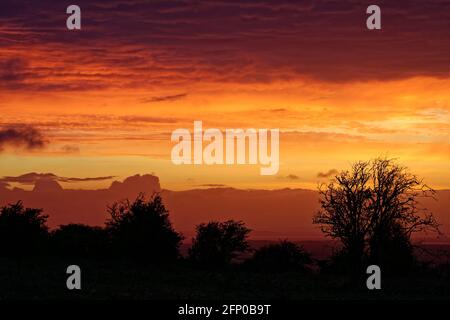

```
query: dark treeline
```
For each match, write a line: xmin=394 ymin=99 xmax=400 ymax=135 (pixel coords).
xmin=0 ymin=194 xmax=315 ymax=273
xmin=0 ymin=158 xmax=449 ymax=290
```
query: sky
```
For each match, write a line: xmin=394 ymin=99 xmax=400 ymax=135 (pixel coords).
xmin=1 ymin=0 xmax=450 ymax=190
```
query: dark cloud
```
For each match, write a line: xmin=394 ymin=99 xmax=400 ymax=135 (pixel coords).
xmin=317 ymin=169 xmax=339 ymax=178
xmin=1 ymin=0 xmax=449 ymax=92
xmin=0 ymin=125 xmax=47 ymax=151
xmin=141 ymin=94 xmax=188 ymax=103
xmin=0 ymin=172 xmax=115 ymax=185
xmin=60 ymin=176 xmax=116 ymax=183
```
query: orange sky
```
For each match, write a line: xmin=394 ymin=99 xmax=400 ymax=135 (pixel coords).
xmin=1 ymin=0 xmax=449 ymax=190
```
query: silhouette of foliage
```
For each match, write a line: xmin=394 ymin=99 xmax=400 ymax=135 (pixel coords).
xmin=51 ymin=224 xmax=110 ymax=257
xmin=106 ymin=193 xmax=182 ymax=262
xmin=245 ymin=240 xmax=312 ymax=272
xmin=317 ymin=248 xmax=354 ymax=275
xmin=369 ymin=222 xmax=415 ymax=275
xmin=189 ymin=220 xmax=251 ymax=267
xmin=0 ymin=201 xmax=49 ymax=257
xmin=313 ymin=158 xmax=439 ymax=274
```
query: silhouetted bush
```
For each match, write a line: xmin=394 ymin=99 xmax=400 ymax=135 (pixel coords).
xmin=318 ymin=248 xmax=360 ymax=275
xmin=0 ymin=201 xmax=49 ymax=257
xmin=321 ymin=225 xmax=415 ymax=276
xmin=51 ymin=224 xmax=110 ymax=258
xmin=244 ymin=240 xmax=312 ymax=272
xmin=369 ymin=223 xmax=415 ymax=275
xmin=106 ymin=193 xmax=182 ymax=262
xmin=189 ymin=220 xmax=251 ymax=267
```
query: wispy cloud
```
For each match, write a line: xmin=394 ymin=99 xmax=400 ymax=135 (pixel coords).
xmin=119 ymin=115 xmax=180 ymax=123
xmin=0 ymin=172 xmax=115 ymax=185
xmin=140 ymin=93 xmax=188 ymax=103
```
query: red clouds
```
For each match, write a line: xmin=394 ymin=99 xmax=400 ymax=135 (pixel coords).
xmin=1 ymin=0 xmax=449 ymax=94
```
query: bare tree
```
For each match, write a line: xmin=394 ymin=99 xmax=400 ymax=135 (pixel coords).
xmin=313 ymin=158 xmax=439 ymax=272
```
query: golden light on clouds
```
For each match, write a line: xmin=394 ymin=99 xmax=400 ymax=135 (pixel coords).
xmin=1 ymin=76 xmax=449 ymax=190
xmin=1 ymin=0 xmax=450 ymax=190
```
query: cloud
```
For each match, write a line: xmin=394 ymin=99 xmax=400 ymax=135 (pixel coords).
xmin=0 ymin=58 xmax=28 ymax=83
xmin=1 ymin=0 xmax=450 ymax=94
xmin=0 ymin=173 xmax=59 ymax=185
xmin=197 ymin=184 xmax=227 ymax=187
xmin=141 ymin=93 xmax=188 ymax=103
xmin=269 ymin=108 xmax=288 ymax=113
xmin=317 ymin=169 xmax=339 ymax=178
xmin=278 ymin=174 xmax=300 ymax=180
xmin=60 ymin=176 xmax=116 ymax=183
xmin=0 ymin=125 xmax=47 ymax=151
xmin=0 ymin=172 xmax=115 ymax=185
xmin=119 ymin=116 xmax=180 ymax=123
xmin=61 ymin=145 xmax=80 ymax=153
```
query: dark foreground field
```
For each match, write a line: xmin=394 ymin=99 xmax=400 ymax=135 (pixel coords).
xmin=1 ymin=257 xmax=449 ymax=300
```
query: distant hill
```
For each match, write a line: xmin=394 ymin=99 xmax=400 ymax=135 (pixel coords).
xmin=0 ymin=173 xmax=449 ymax=240
xmin=161 ymin=188 xmax=321 ymax=239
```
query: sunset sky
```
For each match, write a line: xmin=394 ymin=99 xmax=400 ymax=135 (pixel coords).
xmin=1 ymin=0 xmax=449 ymax=191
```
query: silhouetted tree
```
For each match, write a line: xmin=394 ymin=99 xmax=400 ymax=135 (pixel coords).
xmin=245 ymin=240 xmax=312 ymax=272
xmin=51 ymin=224 xmax=110 ymax=258
xmin=0 ymin=201 xmax=49 ymax=257
xmin=189 ymin=220 xmax=251 ymax=267
xmin=368 ymin=221 xmax=415 ymax=274
xmin=106 ymin=193 xmax=182 ymax=262
xmin=313 ymin=158 xmax=439 ymax=274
